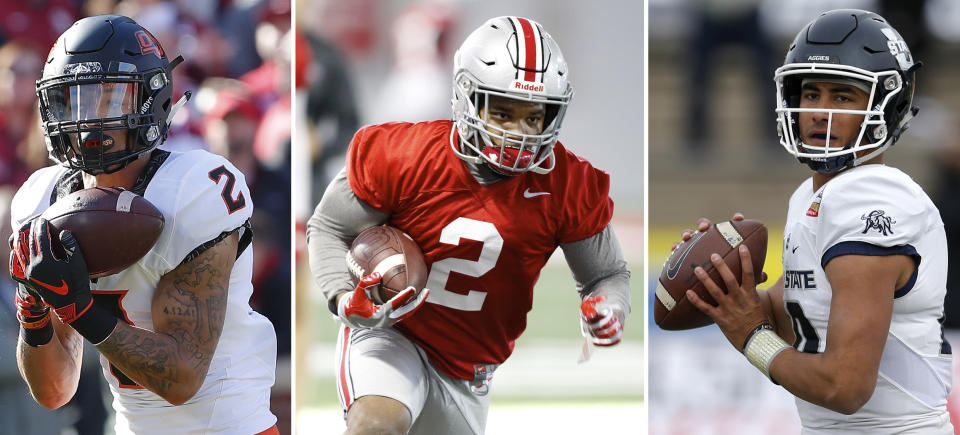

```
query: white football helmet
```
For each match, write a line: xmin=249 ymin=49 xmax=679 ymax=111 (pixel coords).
xmin=451 ymin=16 xmax=573 ymax=174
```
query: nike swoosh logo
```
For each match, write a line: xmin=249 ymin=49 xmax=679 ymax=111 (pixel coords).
xmin=523 ymin=189 xmax=550 ymax=198
xmin=30 ymin=277 xmax=69 ymax=295
xmin=666 ymin=232 xmax=705 ymax=280
xmin=792 ymin=246 xmax=799 ymax=253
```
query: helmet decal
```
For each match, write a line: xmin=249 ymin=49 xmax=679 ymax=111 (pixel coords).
xmin=510 ymin=17 xmax=544 ymax=83
xmin=880 ymin=27 xmax=913 ymax=70
xmin=134 ymin=30 xmax=165 ymax=59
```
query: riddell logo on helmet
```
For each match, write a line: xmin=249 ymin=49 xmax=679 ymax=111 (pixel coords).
xmin=511 ymin=80 xmax=544 ymax=93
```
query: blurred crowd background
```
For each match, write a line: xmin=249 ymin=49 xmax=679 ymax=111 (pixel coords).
xmin=0 ymin=1 xmax=292 ymax=434
xmin=294 ymin=0 xmax=643 ymax=432
xmin=648 ymin=1 xmax=960 ymax=433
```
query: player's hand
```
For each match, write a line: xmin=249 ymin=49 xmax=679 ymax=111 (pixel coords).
xmin=23 ymin=217 xmax=94 ymax=325
xmin=672 ymin=213 xmax=744 ymax=252
xmin=686 ymin=244 xmax=769 ymax=351
xmin=580 ymin=295 xmax=624 ymax=346
xmin=671 ymin=213 xmax=767 ymax=284
xmin=337 ymin=272 xmax=430 ymax=329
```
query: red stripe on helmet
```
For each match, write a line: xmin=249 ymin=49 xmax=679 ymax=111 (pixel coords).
xmin=516 ymin=18 xmax=537 ymax=82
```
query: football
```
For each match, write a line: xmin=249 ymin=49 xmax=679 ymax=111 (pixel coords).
xmin=654 ymin=219 xmax=768 ymax=330
xmin=346 ymin=225 xmax=428 ymax=304
xmin=40 ymin=187 xmax=165 ymax=278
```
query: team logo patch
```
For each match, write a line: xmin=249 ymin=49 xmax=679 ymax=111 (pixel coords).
xmin=860 ymin=210 xmax=896 ymax=235
xmin=806 ymin=192 xmax=822 ymax=217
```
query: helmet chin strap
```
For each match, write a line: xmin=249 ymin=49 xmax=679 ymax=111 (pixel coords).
xmin=528 ymin=153 xmax=554 ymax=174
xmin=800 ymin=137 xmax=891 ymax=174
xmin=799 ymin=140 xmax=855 ymax=174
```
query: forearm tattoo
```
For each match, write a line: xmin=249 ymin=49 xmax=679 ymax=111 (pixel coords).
xmin=96 ymin=236 xmax=233 ymax=398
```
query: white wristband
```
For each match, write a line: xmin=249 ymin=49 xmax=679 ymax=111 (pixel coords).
xmin=743 ymin=324 xmax=790 ymax=382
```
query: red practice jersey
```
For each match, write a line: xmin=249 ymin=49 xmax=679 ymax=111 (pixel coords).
xmin=347 ymin=120 xmax=613 ymax=380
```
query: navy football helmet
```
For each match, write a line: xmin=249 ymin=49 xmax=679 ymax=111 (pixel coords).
xmin=775 ymin=9 xmax=920 ymax=173
xmin=36 ymin=15 xmax=190 ymax=175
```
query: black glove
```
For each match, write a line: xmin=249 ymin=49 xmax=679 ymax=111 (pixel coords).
xmin=24 ymin=217 xmax=116 ymax=344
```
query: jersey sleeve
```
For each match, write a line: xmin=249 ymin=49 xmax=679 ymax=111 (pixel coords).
xmin=10 ymin=166 xmax=65 ymax=229
xmin=346 ymin=125 xmax=400 ymax=214
xmin=143 ymin=152 xmax=253 ymax=275
xmin=816 ymin=170 xmax=926 ymax=269
xmin=557 ymin=151 xmax=614 ymax=243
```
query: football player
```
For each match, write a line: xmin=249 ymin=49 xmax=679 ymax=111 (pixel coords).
xmin=307 ymin=16 xmax=632 ymax=434
xmin=677 ymin=9 xmax=953 ymax=433
xmin=9 ymin=15 xmax=279 ymax=434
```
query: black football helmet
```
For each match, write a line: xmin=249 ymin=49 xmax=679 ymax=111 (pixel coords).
xmin=775 ymin=9 xmax=920 ymax=173
xmin=36 ymin=15 xmax=190 ymax=175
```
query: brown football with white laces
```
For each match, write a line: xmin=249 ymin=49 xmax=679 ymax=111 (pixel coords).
xmin=40 ymin=187 xmax=165 ymax=278
xmin=654 ymin=219 xmax=768 ymax=330
xmin=346 ymin=225 xmax=428 ymax=304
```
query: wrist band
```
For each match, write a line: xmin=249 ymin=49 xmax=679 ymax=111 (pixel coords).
xmin=68 ymin=302 xmax=119 ymax=345
xmin=20 ymin=321 xmax=53 ymax=347
xmin=742 ymin=324 xmax=790 ymax=382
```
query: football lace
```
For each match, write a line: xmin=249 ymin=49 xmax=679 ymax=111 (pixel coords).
xmin=345 ymin=252 xmax=365 ymax=279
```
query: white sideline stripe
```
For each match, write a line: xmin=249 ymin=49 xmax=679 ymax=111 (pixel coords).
xmin=373 ymin=254 xmax=405 ymax=276
xmin=116 ymin=190 xmax=136 ymax=213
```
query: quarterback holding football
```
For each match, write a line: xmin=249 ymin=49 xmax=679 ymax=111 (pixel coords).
xmin=307 ymin=16 xmax=632 ymax=434
xmin=9 ymin=15 xmax=278 ymax=434
xmin=680 ymin=9 xmax=953 ymax=433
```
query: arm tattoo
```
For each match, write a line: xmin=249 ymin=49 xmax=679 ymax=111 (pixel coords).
xmin=95 ymin=234 xmax=234 ymax=399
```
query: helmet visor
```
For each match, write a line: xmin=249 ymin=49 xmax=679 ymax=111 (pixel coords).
xmin=40 ymin=82 xmax=138 ymax=124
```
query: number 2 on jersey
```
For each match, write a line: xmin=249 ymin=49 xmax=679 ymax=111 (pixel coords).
xmin=208 ymin=166 xmax=246 ymax=214
xmin=425 ymin=217 xmax=503 ymax=311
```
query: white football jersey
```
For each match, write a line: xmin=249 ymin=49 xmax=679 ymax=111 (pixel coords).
xmin=11 ymin=150 xmax=277 ymax=435
xmin=782 ymin=164 xmax=952 ymax=433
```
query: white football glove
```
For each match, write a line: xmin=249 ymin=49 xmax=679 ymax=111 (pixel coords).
xmin=337 ymin=272 xmax=430 ymax=329
xmin=580 ymin=295 xmax=623 ymax=346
